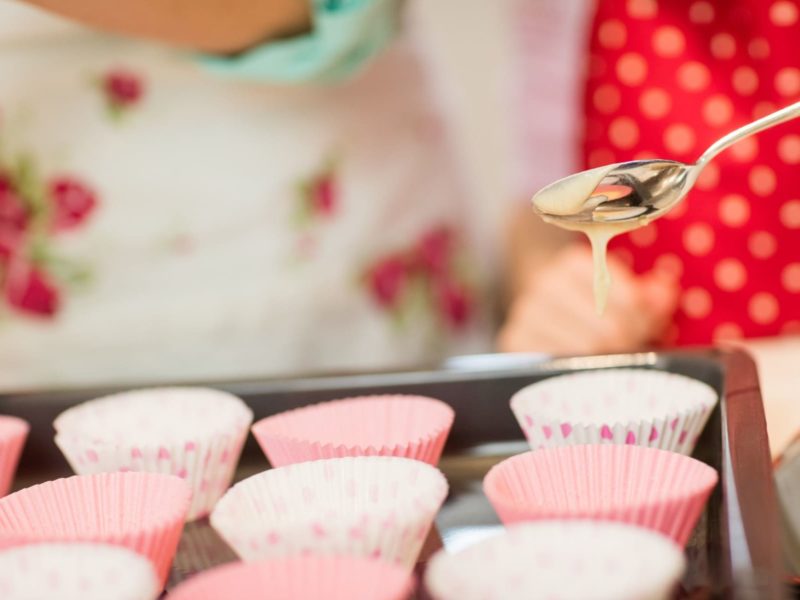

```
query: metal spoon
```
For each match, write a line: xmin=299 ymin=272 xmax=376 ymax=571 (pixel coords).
xmin=532 ymin=100 xmax=800 ymax=225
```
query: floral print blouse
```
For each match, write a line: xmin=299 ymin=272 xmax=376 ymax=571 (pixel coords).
xmin=0 ymin=1 xmax=490 ymax=390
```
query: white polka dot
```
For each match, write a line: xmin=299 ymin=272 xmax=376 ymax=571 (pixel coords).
xmin=702 ymin=95 xmax=734 ymax=127
xmin=627 ymin=0 xmax=658 ymax=19
xmin=588 ymin=148 xmax=616 ymax=168
xmin=653 ymin=26 xmax=686 ymax=57
xmin=695 ymin=162 xmax=719 ymax=191
xmin=749 ymin=230 xmax=777 ymax=258
xmin=609 ymin=117 xmax=640 ymax=149
xmin=714 ymin=322 xmax=744 ymax=341
xmin=683 ymin=223 xmax=715 ymax=256
xmin=749 ymin=38 xmax=771 ymax=60
xmin=629 ymin=223 xmax=658 ymax=247
xmin=634 ymin=150 xmax=659 ymax=161
xmin=677 ymin=61 xmax=711 ymax=91
xmin=617 ymin=53 xmax=648 ymax=86
xmin=598 ymin=19 xmax=628 ymax=49
xmin=593 ymin=84 xmax=621 ymax=115
xmin=748 ymin=165 xmax=777 ymax=196
xmin=664 ymin=123 xmax=696 ymax=155
xmin=770 ymin=1 xmax=799 ymax=26
xmin=729 ymin=136 xmax=759 ymax=162
xmin=775 ymin=68 xmax=800 ymax=97
xmin=753 ymin=101 xmax=777 ymax=119
xmin=714 ymin=258 xmax=747 ymax=291
xmin=782 ymin=263 xmax=800 ymax=293
xmin=710 ymin=33 xmax=736 ymax=59
xmin=749 ymin=292 xmax=779 ymax=324
xmin=639 ymin=88 xmax=671 ymax=119
xmin=689 ymin=1 xmax=715 ymax=23
xmin=654 ymin=253 xmax=684 ymax=278
xmin=682 ymin=287 xmax=712 ymax=319
xmin=719 ymin=194 xmax=751 ymax=226
xmin=780 ymin=200 xmax=800 ymax=228
xmin=732 ymin=66 xmax=759 ymax=96
xmin=778 ymin=135 xmax=800 ymax=164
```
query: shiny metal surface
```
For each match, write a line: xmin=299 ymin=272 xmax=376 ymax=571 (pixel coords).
xmin=533 ymin=100 xmax=800 ymax=225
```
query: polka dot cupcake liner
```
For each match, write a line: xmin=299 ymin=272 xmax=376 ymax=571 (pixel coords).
xmin=424 ymin=521 xmax=686 ymax=600
xmin=251 ymin=395 xmax=454 ymax=468
xmin=510 ymin=369 xmax=718 ymax=455
xmin=0 ymin=472 xmax=191 ymax=586
xmin=210 ymin=456 xmax=448 ymax=570
xmin=0 ymin=416 xmax=28 ymax=498
xmin=54 ymin=387 xmax=253 ymax=521
xmin=484 ymin=445 xmax=718 ymax=547
xmin=0 ymin=542 xmax=159 ymax=600
xmin=169 ymin=555 xmax=414 ymax=600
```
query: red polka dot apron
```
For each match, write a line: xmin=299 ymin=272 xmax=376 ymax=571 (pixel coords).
xmin=583 ymin=0 xmax=800 ymax=345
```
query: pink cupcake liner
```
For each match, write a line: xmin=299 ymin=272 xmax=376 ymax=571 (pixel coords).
xmin=425 ymin=521 xmax=686 ymax=600
xmin=0 ymin=542 xmax=159 ymax=600
xmin=169 ymin=555 xmax=414 ymax=600
xmin=511 ymin=369 xmax=718 ymax=455
xmin=483 ymin=445 xmax=718 ymax=546
xmin=251 ymin=395 xmax=454 ymax=468
xmin=210 ymin=456 xmax=448 ymax=569
xmin=0 ymin=471 xmax=191 ymax=586
xmin=0 ymin=416 xmax=29 ymax=498
xmin=54 ymin=387 xmax=253 ymax=520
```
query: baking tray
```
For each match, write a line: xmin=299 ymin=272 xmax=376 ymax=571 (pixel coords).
xmin=0 ymin=348 xmax=786 ymax=599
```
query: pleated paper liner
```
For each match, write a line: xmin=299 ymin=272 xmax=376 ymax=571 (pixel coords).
xmin=0 ymin=416 xmax=28 ymax=497
xmin=483 ymin=445 xmax=718 ymax=546
xmin=425 ymin=521 xmax=686 ymax=600
xmin=0 ymin=472 xmax=191 ymax=586
xmin=210 ymin=456 xmax=448 ymax=569
xmin=170 ymin=555 xmax=414 ymax=600
xmin=0 ymin=542 xmax=159 ymax=600
xmin=54 ymin=387 xmax=253 ymax=520
xmin=251 ymin=395 xmax=454 ymax=467
xmin=510 ymin=369 xmax=718 ymax=454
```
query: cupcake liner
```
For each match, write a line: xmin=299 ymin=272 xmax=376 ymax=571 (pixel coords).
xmin=0 ymin=471 xmax=191 ymax=586
xmin=483 ymin=445 xmax=718 ymax=546
xmin=511 ymin=369 xmax=718 ymax=455
xmin=54 ymin=387 xmax=253 ymax=520
xmin=251 ymin=395 xmax=454 ymax=467
xmin=0 ymin=416 xmax=28 ymax=498
xmin=425 ymin=521 xmax=686 ymax=600
xmin=170 ymin=555 xmax=414 ymax=600
xmin=0 ymin=542 xmax=159 ymax=600
xmin=210 ymin=456 xmax=448 ymax=569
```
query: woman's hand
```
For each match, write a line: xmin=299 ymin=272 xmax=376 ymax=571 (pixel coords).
xmin=498 ymin=244 xmax=679 ymax=356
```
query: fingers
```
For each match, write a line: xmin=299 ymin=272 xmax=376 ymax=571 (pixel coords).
xmin=498 ymin=242 xmax=681 ymax=356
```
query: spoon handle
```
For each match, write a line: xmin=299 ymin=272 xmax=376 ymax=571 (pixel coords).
xmin=695 ymin=100 xmax=800 ymax=167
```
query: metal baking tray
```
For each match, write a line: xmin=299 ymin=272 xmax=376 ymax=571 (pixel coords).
xmin=0 ymin=348 xmax=785 ymax=599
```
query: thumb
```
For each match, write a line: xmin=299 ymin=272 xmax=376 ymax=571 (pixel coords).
xmin=638 ymin=269 xmax=680 ymax=321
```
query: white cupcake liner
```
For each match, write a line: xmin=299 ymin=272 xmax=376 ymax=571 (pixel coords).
xmin=0 ymin=542 xmax=159 ymax=600
xmin=511 ymin=369 xmax=718 ymax=454
xmin=210 ymin=456 xmax=448 ymax=570
xmin=425 ymin=521 xmax=686 ymax=600
xmin=54 ymin=387 xmax=253 ymax=521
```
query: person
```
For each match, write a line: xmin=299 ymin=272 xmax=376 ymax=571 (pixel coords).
xmin=503 ymin=0 xmax=800 ymax=456
xmin=0 ymin=0 xmax=494 ymax=389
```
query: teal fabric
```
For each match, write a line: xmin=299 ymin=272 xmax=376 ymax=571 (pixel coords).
xmin=200 ymin=0 xmax=401 ymax=83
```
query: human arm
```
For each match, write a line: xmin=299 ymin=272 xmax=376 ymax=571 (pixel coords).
xmin=20 ymin=0 xmax=311 ymax=52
